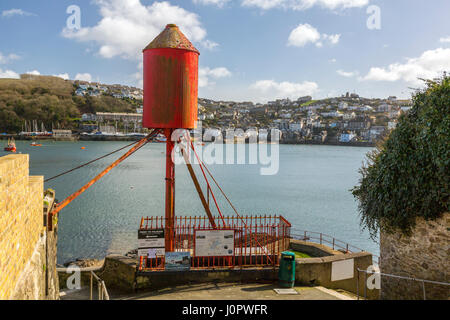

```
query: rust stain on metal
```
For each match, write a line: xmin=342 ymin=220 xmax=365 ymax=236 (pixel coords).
xmin=143 ymin=24 xmax=200 ymax=54
xmin=142 ymin=23 xmax=199 ymax=129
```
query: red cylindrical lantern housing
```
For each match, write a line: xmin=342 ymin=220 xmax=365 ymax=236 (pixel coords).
xmin=142 ymin=24 xmax=200 ymax=129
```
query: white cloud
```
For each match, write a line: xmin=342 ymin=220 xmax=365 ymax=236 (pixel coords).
xmin=250 ymin=79 xmax=319 ymax=101
xmin=288 ymin=24 xmax=320 ymax=47
xmin=323 ymin=33 xmax=341 ymax=45
xmin=26 ymin=70 xmax=40 ymax=75
xmin=131 ymin=62 xmax=145 ymax=88
xmin=202 ymin=40 xmax=220 ymax=50
xmin=193 ymin=0 xmax=230 ymax=7
xmin=329 ymin=58 xmax=337 ymax=63
xmin=242 ymin=0 xmax=369 ymax=11
xmin=0 ymin=52 xmax=20 ymax=64
xmin=63 ymin=0 xmax=217 ymax=60
xmin=439 ymin=36 xmax=450 ymax=43
xmin=337 ymin=69 xmax=358 ymax=77
xmin=0 ymin=68 xmax=20 ymax=79
xmin=2 ymin=9 xmax=35 ymax=17
xmin=75 ymin=73 xmax=93 ymax=82
xmin=287 ymin=24 xmax=340 ymax=47
xmin=199 ymin=67 xmax=232 ymax=87
xmin=53 ymin=73 xmax=70 ymax=80
xmin=361 ymin=48 xmax=450 ymax=84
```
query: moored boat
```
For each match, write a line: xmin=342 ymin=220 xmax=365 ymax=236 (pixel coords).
xmin=4 ymin=137 xmax=17 ymax=152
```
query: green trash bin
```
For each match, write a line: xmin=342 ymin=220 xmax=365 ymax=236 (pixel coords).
xmin=279 ymin=251 xmax=295 ymax=288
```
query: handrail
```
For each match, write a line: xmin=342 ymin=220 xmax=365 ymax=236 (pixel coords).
xmin=290 ymin=228 xmax=380 ymax=265
xmin=57 ymin=266 xmax=109 ymax=300
xmin=356 ymin=268 xmax=450 ymax=300
xmin=357 ymin=269 xmax=450 ymax=286
xmin=90 ymin=271 xmax=110 ymax=300
xmin=56 ymin=266 xmax=103 ymax=272
xmin=279 ymin=215 xmax=292 ymax=227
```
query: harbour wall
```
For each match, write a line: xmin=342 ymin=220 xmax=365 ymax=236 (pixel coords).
xmin=290 ymin=240 xmax=378 ymax=299
xmin=0 ymin=154 xmax=59 ymax=300
xmin=60 ymin=240 xmax=378 ymax=299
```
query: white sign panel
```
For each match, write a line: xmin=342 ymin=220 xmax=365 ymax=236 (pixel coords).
xmin=331 ymin=258 xmax=354 ymax=281
xmin=137 ymin=247 xmax=165 ymax=258
xmin=195 ymin=229 xmax=235 ymax=257
xmin=138 ymin=229 xmax=165 ymax=248
xmin=138 ymin=229 xmax=165 ymax=258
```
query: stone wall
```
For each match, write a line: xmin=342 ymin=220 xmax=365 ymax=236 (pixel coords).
xmin=0 ymin=154 xmax=59 ymax=300
xmin=380 ymin=213 xmax=449 ymax=300
xmin=86 ymin=241 xmax=376 ymax=298
xmin=294 ymin=251 xmax=378 ymax=299
xmin=58 ymin=254 xmax=278 ymax=294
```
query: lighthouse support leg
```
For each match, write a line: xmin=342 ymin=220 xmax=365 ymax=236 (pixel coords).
xmin=164 ymin=128 xmax=175 ymax=252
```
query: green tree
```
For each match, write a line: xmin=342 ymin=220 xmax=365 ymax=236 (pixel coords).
xmin=352 ymin=75 xmax=450 ymax=239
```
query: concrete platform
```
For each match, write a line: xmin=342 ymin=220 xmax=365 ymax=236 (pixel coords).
xmin=60 ymin=282 xmax=356 ymax=300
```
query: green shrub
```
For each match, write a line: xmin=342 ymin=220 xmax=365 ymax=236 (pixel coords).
xmin=352 ymin=75 xmax=450 ymax=239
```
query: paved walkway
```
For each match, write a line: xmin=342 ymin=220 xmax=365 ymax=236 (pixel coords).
xmin=60 ymin=282 xmax=356 ymax=300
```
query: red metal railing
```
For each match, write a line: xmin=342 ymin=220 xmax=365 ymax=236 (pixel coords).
xmin=138 ymin=215 xmax=291 ymax=271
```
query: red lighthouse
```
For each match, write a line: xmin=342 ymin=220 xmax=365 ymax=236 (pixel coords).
xmin=142 ymin=24 xmax=200 ymax=252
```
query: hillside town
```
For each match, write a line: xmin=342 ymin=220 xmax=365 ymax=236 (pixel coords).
xmin=73 ymin=80 xmax=144 ymax=100
xmin=196 ymin=94 xmax=412 ymax=144
xmin=72 ymin=79 xmax=411 ymax=145
xmin=2 ymin=78 xmax=411 ymax=144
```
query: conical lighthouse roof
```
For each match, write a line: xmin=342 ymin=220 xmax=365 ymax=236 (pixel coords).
xmin=143 ymin=24 xmax=200 ymax=54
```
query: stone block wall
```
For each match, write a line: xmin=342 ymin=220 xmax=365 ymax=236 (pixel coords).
xmin=0 ymin=154 xmax=58 ymax=300
xmin=380 ymin=213 xmax=449 ymax=300
xmin=294 ymin=251 xmax=379 ymax=299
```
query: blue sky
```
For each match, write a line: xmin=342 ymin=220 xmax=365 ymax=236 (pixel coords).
xmin=1 ymin=0 xmax=449 ymax=102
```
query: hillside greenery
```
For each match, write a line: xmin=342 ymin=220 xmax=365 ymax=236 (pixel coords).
xmin=352 ymin=75 xmax=450 ymax=239
xmin=0 ymin=75 xmax=140 ymax=133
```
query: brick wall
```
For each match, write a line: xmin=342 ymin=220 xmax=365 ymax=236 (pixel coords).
xmin=0 ymin=154 xmax=44 ymax=300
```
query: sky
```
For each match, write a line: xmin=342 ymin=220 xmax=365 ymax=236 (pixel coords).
xmin=0 ymin=0 xmax=449 ymax=103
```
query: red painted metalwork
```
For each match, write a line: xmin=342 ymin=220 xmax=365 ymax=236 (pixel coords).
xmin=142 ymin=24 xmax=199 ymax=129
xmin=142 ymin=25 xmax=200 ymax=253
xmin=164 ymin=128 xmax=175 ymax=251
xmin=48 ymin=130 xmax=159 ymax=229
xmin=189 ymin=140 xmax=274 ymax=263
xmin=138 ymin=215 xmax=291 ymax=271
xmin=189 ymin=141 xmax=226 ymax=225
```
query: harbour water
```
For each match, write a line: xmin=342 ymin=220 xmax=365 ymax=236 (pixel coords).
xmin=2 ymin=141 xmax=378 ymax=263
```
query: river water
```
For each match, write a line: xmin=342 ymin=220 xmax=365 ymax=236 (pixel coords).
xmin=2 ymin=140 xmax=378 ymax=263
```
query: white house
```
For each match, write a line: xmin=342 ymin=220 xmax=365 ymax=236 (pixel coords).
xmin=388 ymin=121 xmax=397 ymax=130
xmin=81 ymin=113 xmax=96 ymax=121
xmin=377 ymin=104 xmax=391 ymax=112
xmin=339 ymin=133 xmax=356 ymax=143
xmin=338 ymin=102 xmax=348 ymax=110
xmin=401 ymin=106 xmax=412 ymax=112
xmin=342 ymin=112 xmax=356 ymax=120
xmin=289 ymin=122 xmax=302 ymax=131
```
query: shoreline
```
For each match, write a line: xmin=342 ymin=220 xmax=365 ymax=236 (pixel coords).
xmin=1 ymin=134 xmax=375 ymax=147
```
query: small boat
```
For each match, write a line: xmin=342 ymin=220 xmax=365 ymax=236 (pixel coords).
xmin=154 ymin=134 xmax=167 ymax=143
xmin=4 ymin=137 xmax=17 ymax=152
xmin=30 ymin=141 xmax=42 ymax=147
